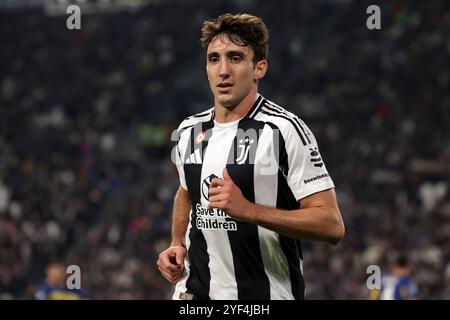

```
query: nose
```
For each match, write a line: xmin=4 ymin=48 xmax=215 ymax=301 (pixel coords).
xmin=218 ymin=59 xmax=230 ymax=78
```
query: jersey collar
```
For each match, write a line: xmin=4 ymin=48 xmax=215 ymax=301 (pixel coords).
xmin=210 ymin=93 xmax=265 ymax=121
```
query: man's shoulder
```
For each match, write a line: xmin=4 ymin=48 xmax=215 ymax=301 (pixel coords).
xmin=256 ymin=96 xmax=317 ymax=146
xmin=258 ymin=98 xmax=310 ymax=136
xmin=177 ymin=107 xmax=214 ymax=132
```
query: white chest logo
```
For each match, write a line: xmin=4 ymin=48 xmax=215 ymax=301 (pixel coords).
xmin=236 ymin=137 xmax=254 ymax=165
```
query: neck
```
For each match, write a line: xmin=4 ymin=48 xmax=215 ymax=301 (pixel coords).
xmin=214 ymin=88 xmax=258 ymax=123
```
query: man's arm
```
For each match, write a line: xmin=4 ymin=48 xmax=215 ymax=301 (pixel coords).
xmin=208 ymin=169 xmax=345 ymax=245
xmin=248 ymin=188 xmax=344 ymax=245
xmin=157 ymin=185 xmax=191 ymax=284
xmin=170 ymin=186 xmax=191 ymax=247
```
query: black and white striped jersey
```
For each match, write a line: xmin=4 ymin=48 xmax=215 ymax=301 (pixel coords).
xmin=172 ymin=94 xmax=335 ymax=300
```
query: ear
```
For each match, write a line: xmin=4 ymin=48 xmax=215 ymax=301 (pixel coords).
xmin=254 ymin=59 xmax=268 ymax=81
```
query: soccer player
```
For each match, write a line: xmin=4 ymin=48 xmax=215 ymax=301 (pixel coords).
xmin=35 ymin=263 xmax=88 ymax=300
xmin=372 ymin=252 xmax=419 ymax=300
xmin=157 ymin=13 xmax=345 ymax=300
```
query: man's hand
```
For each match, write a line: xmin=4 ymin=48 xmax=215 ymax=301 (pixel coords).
xmin=208 ymin=168 xmax=254 ymax=221
xmin=156 ymin=245 xmax=186 ymax=284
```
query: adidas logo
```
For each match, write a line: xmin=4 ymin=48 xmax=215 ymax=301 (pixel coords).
xmin=185 ymin=148 xmax=202 ymax=164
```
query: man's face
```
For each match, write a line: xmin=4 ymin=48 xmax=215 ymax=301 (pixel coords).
xmin=46 ymin=264 xmax=66 ymax=287
xmin=206 ymin=33 xmax=264 ymax=109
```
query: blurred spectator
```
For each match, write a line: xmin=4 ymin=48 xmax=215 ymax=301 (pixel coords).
xmin=35 ymin=262 xmax=88 ymax=300
xmin=371 ymin=252 xmax=418 ymax=300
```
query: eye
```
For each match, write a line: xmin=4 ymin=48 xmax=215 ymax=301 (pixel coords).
xmin=230 ymin=55 xmax=242 ymax=63
xmin=208 ymin=56 xmax=219 ymax=63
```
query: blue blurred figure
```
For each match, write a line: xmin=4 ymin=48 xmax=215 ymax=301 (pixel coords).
xmin=35 ymin=263 xmax=88 ymax=300
xmin=373 ymin=252 xmax=419 ymax=300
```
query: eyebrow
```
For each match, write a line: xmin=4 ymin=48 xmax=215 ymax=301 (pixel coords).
xmin=207 ymin=50 xmax=247 ymax=60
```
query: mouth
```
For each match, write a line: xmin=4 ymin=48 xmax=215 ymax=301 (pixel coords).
xmin=217 ymin=82 xmax=233 ymax=93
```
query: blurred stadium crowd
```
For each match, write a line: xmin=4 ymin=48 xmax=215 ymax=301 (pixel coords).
xmin=1 ymin=0 xmax=449 ymax=299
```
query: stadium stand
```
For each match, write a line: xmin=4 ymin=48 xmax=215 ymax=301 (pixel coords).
xmin=0 ymin=0 xmax=449 ymax=299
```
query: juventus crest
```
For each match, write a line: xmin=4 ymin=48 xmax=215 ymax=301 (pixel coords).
xmin=236 ymin=136 xmax=255 ymax=165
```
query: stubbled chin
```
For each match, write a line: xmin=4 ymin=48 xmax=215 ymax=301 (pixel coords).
xmin=218 ymin=95 xmax=237 ymax=109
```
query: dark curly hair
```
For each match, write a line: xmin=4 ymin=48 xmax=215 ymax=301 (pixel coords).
xmin=200 ymin=13 xmax=269 ymax=64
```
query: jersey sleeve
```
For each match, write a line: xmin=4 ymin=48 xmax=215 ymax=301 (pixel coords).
xmin=174 ymin=142 xmax=187 ymax=191
xmin=173 ymin=123 xmax=191 ymax=191
xmin=281 ymin=119 xmax=335 ymax=201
